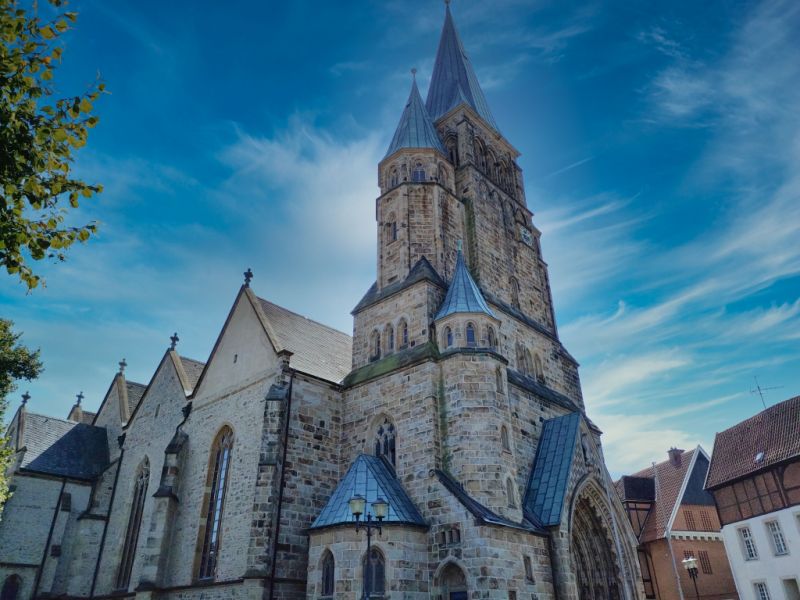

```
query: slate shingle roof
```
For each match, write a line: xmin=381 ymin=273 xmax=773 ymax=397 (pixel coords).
xmin=310 ymin=454 xmax=426 ymax=530
xmin=19 ymin=412 xmax=109 ymax=480
xmin=524 ymin=412 xmax=580 ymax=526
xmin=435 ymin=250 xmax=495 ymax=320
xmin=385 ymin=78 xmax=446 ymax=158
xmin=616 ymin=476 xmax=655 ymax=502
xmin=353 ymin=257 xmax=446 ymax=314
xmin=426 ymin=5 xmax=498 ymax=130
xmin=257 ymin=298 xmax=353 ymax=384
xmin=126 ymin=381 xmax=147 ymax=417
xmin=79 ymin=410 xmax=97 ymax=425
xmin=706 ymin=395 xmax=800 ymax=489
xmin=179 ymin=356 xmax=205 ymax=391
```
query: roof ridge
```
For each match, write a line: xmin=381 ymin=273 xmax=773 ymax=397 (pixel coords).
xmin=630 ymin=447 xmax=696 ymax=477
xmin=715 ymin=394 xmax=800 ymax=436
xmin=24 ymin=411 xmax=78 ymax=426
xmin=178 ymin=355 xmax=206 ymax=366
xmin=257 ymin=296 xmax=352 ymax=339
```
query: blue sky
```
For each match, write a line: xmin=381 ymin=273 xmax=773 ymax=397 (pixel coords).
xmin=2 ymin=0 xmax=799 ymax=476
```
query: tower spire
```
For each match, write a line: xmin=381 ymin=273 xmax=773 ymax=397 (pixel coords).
xmin=426 ymin=3 xmax=498 ymax=130
xmin=384 ymin=71 xmax=446 ymax=159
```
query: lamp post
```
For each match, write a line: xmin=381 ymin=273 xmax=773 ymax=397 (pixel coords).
xmin=349 ymin=495 xmax=389 ymax=600
xmin=681 ymin=556 xmax=700 ymax=600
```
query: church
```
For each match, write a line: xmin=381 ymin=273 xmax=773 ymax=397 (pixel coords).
xmin=0 ymin=5 xmax=643 ymax=600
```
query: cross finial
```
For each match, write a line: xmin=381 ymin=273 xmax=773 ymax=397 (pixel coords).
xmin=244 ymin=268 xmax=253 ymax=287
xmin=21 ymin=391 xmax=30 ymax=405
xmin=119 ymin=358 xmax=127 ymax=374
xmin=76 ymin=391 xmax=84 ymax=405
xmin=169 ymin=332 xmax=179 ymax=351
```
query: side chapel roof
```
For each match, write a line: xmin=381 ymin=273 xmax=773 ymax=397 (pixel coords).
xmin=435 ymin=249 xmax=495 ymax=320
xmin=385 ymin=77 xmax=446 ymax=158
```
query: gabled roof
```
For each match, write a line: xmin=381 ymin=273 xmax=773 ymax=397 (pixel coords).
xmin=435 ymin=249 xmax=495 ymax=320
xmin=426 ymin=4 xmax=498 ymax=130
xmin=524 ymin=412 xmax=580 ymax=526
xmin=179 ymin=356 xmax=205 ymax=391
xmin=310 ymin=454 xmax=426 ymax=530
xmin=385 ymin=78 xmax=446 ymax=158
xmin=257 ymin=297 xmax=353 ymax=384
xmin=126 ymin=381 xmax=146 ymax=416
xmin=18 ymin=412 xmax=109 ymax=481
xmin=706 ymin=395 xmax=800 ymax=489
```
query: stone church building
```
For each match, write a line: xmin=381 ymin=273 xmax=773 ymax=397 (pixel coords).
xmin=1 ymin=5 xmax=642 ymax=600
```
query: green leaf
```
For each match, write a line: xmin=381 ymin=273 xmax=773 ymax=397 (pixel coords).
xmin=79 ymin=98 xmax=92 ymax=113
xmin=40 ymin=25 xmax=56 ymax=39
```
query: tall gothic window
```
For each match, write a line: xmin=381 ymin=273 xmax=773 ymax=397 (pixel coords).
xmin=370 ymin=331 xmax=381 ymax=362
xmin=510 ymin=277 xmax=520 ymax=309
xmin=506 ymin=477 xmax=517 ymax=508
xmin=524 ymin=349 xmax=534 ymax=376
xmin=321 ymin=551 xmax=335 ymax=597
xmin=466 ymin=322 xmax=476 ymax=347
xmin=374 ymin=418 xmax=396 ymax=468
xmin=197 ymin=427 xmax=234 ymax=581
xmin=501 ymin=426 xmax=510 ymax=452
xmin=385 ymin=324 xmax=394 ymax=354
xmin=412 ymin=162 xmax=425 ymax=182
xmin=1 ymin=575 xmax=21 ymax=600
xmin=398 ymin=319 xmax=409 ymax=348
xmin=534 ymin=353 xmax=545 ymax=383
xmin=363 ymin=548 xmax=385 ymax=598
xmin=116 ymin=458 xmax=149 ymax=590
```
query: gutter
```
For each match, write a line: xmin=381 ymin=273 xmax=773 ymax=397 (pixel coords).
xmin=90 ymin=439 xmax=125 ymax=597
xmin=33 ymin=478 xmax=66 ymax=597
xmin=266 ymin=371 xmax=294 ymax=600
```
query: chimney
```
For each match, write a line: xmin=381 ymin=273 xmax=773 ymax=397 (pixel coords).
xmin=668 ymin=447 xmax=684 ymax=468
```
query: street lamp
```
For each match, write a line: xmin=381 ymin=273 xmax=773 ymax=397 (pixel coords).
xmin=349 ymin=496 xmax=389 ymax=600
xmin=681 ymin=556 xmax=700 ymax=600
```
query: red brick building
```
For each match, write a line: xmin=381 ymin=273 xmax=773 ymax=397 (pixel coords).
xmin=617 ymin=447 xmax=738 ymax=600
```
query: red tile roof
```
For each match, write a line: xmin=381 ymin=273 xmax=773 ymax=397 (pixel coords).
xmin=706 ymin=395 xmax=800 ymax=489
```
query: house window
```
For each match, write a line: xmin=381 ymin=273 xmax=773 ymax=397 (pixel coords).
xmin=523 ymin=556 xmax=534 ymax=582
xmin=766 ymin=520 xmax=788 ymax=555
xmin=754 ymin=582 xmax=771 ymax=600
xmin=506 ymin=478 xmax=517 ymax=509
xmin=374 ymin=418 xmax=396 ymax=468
xmin=700 ymin=510 xmax=713 ymax=530
xmin=501 ymin=426 xmax=510 ymax=452
xmin=197 ymin=427 xmax=234 ymax=581
xmin=412 ymin=162 xmax=426 ymax=182
xmin=321 ymin=551 xmax=335 ymax=597
xmin=698 ymin=550 xmax=712 ymax=574
xmin=739 ymin=526 xmax=758 ymax=560
xmin=445 ymin=327 xmax=453 ymax=348
xmin=398 ymin=319 xmax=409 ymax=348
xmin=363 ymin=548 xmax=385 ymax=598
xmin=466 ymin=322 xmax=476 ymax=347
xmin=116 ymin=458 xmax=150 ymax=590
xmin=685 ymin=510 xmax=696 ymax=530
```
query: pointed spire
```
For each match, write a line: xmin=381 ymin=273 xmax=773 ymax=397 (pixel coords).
xmin=384 ymin=71 xmax=446 ymax=159
xmin=426 ymin=3 xmax=498 ymax=130
xmin=435 ymin=245 xmax=495 ymax=320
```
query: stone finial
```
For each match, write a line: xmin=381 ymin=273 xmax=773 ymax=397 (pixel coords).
xmin=243 ymin=268 xmax=253 ymax=287
xmin=456 ymin=239 xmax=463 ymax=252
xmin=76 ymin=391 xmax=84 ymax=406
xmin=21 ymin=391 xmax=30 ymax=406
xmin=169 ymin=332 xmax=179 ymax=351
xmin=411 ymin=67 xmax=417 ymax=81
xmin=119 ymin=358 xmax=127 ymax=374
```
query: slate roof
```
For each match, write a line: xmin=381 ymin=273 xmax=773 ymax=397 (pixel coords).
xmin=616 ymin=476 xmax=655 ymax=502
xmin=435 ymin=250 xmax=495 ymax=320
xmin=257 ymin=298 xmax=353 ymax=384
xmin=310 ymin=454 xmax=426 ymax=530
xmin=353 ymin=257 xmax=446 ymax=314
xmin=706 ymin=395 xmax=800 ymax=489
xmin=426 ymin=4 xmax=498 ymax=130
xmin=19 ymin=412 xmax=109 ymax=480
xmin=80 ymin=410 xmax=97 ymax=425
xmin=506 ymin=368 xmax=581 ymax=414
xmin=385 ymin=78 xmax=446 ymax=158
xmin=524 ymin=412 xmax=580 ymax=526
xmin=126 ymin=381 xmax=147 ymax=417
xmin=179 ymin=356 xmax=205 ymax=391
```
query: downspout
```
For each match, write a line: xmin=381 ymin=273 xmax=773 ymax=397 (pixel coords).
xmin=33 ymin=478 xmax=66 ymax=597
xmin=90 ymin=437 xmax=126 ymax=597
xmin=267 ymin=371 xmax=295 ymax=600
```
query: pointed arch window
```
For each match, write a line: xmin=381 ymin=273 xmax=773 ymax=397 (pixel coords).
xmin=445 ymin=327 xmax=453 ymax=348
xmin=534 ymin=353 xmax=545 ymax=383
xmin=363 ymin=548 xmax=385 ymax=598
xmin=465 ymin=322 xmax=476 ymax=347
xmin=501 ymin=425 xmax=510 ymax=452
xmin=390 ymin=168 xmax=399 ymax=187
xmin=510 ymin=277 xmax=520 ymax=309
xmin=321 ymin=551 xmax=335 ymax=597
xmin=506 ymin=477 xmax=517 ymax=509
xmin=398 ymin=319 xmax=409 ymax=349
xmin=385 ymin=324 xmax=394 ymax=354
xmin=524 ymin=349 xmax=534 ymax=377
xmin=1 ymin=575 xmax=21 ymax=600
xmin=487 ymin=326 xmax=497 ymax=350
xmin=370 ymin=331 xmax=381 ymax=362
xmin=374 ymin=418 xmax=396 ymax=468
xmin=197 ymin=427 xmax=234 ymax=581
xmin=385 ymin=213 xmax=397 ymax=243
xmin=412 ymin=162 xmax=426 ymax=182
xmin=116 ymin=458 xmax=149 ymax=590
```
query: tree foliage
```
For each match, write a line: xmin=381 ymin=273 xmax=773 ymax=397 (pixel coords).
xmin=1 ymin=0 xmax=104 ymax=290
xmin=0 ymin=318 xmax=43 ymax=512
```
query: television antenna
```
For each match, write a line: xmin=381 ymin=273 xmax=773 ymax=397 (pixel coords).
xmin=750 ymin=376 xmax=782 ymax=410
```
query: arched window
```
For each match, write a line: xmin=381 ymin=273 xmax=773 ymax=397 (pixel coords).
xmin=398 ymin=319 xmax=409 ymax=349
xmin=506 ymin=477 xmax=517 ymax=508
xmin=390 ymin=168 xmax=399 ymax=187
xmin=445 ymin=327 xmax=453 ymax=348
xmin=321 ymin=551 xmax=335 ymax=597
xmin=487 ymin=149 xmax=497 ymax=180
xmin=374 ymin=418 xmax=396 ymax=468
xmin=466 ymin=322 xmax=476 ymax=347
xmin=116 ymin=457 xmax=149 ymax=590
xmin=197 ymin=427 xmax=234 ymax=581
xmin=370 ymin=331 xmax=381 ymax=362
xmin=496 ymin=367 xmax=504 ymax=394
xmin=534 ymin=353 xmax=545 ymax=383
xmin=475 ymin=138 xmax=486 ymax=171
xmin=524 ymin=349 xmax=534 ymax=376
xmin=487 ymin=326 xmax=497 ymax=350
xmin=515 ymin=343 xmax=525 ymax=372
xmin=1 ymin=575 xmax=21 ymax=600
xmin=401 ymin=164 xmax=408 ymax=181
xmin=412 ymin=161 xmax=426 ymax=182
xmin=363 ymin=548 xmax=385 ymax=598
xmin=385 ymin=324 xmax=394 ymax=354
xmin=510 ymin=277 xmax=520 ymax=309
xmin=501 ymin=426 xmax=510 ymax=452
xmin=447 ymin=140 xmax=459 ymax=166
xmin=437 ymin=163 xmax=447 ymax=186
xmin=384 ymin=214 xmax=397 ymax=242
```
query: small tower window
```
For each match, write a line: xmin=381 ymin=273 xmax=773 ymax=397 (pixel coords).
xmin=501 ymin=425 xmax=510 ymax=452
xmin=370 ymin=331 xmax=381 ymax=362
xmin=534 ymin=353 xmax=545 ymax=383
xmin=321 ymin=551 xmax=335 ymax=597
xmin=445 ymin=327 xmax=453 ymax=348
xmin=398 ymin=319 xmax=409 ymax=348
xmin=524 ymin=349 xmax=534 ymax=377
xmin=385 ymin=325 xmax=394 ymax=354
xmin=412 ymin=161 xmax=426 ymax=182
xmin=466 ymin=322 xmax=476 ymax=347
xmin=524 ymin=556 xmax=534 ymax=582
xmin=510 ymin=277 xmax=520 ymax=309
xmin=374 ymin=418 xmax=396 ymax=468
xmin=496 ymin=367 xmax=504 ymax=393
xmin=385 ymin=213 xmax=397 ymax=242
xmin=390 ymin=168 xmax=399 ymax=187
xmin=506 ymin=477 xmax=517 ymax=508
xmin=487 ymin=326 xmax=497 ymax=350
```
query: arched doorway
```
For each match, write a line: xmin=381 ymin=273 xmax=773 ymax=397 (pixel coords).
xmin=571 ymin=495 xmax=621 ymax=600
xmin=1 ymin=575 xmax=21 ymax=600
xmin=436 ymin=561 xmax=467 ymax=600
